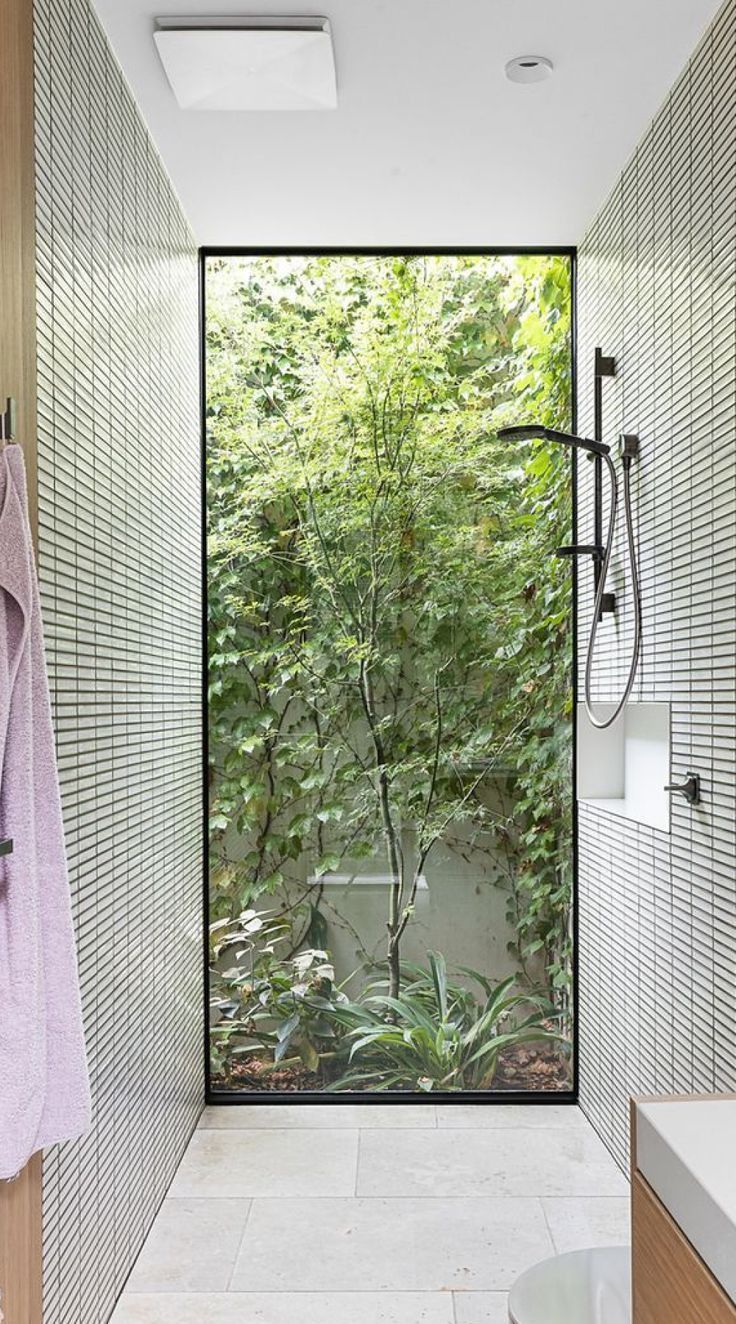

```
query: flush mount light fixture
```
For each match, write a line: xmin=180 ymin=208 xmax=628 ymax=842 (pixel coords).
xmin=154 ymin=16 xmax=337 ymax=110
xmin=505 ymin=55 xmax=554 ymax=84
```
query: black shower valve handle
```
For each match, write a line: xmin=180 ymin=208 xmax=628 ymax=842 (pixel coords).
xmin=664 ymin=772 xmax=701 ymax=805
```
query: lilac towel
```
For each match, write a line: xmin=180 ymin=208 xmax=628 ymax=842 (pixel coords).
xmin=0 ymin=444 xmax=90 ymax=1179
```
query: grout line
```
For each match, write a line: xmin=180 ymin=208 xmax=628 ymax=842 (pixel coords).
xmin=539 ymin=1197 xmax=558 ymax=1254
xmin=121 ymin=1289 xmax=500 ymax=1296
xmin=197 ymin=1123 xmax=587 ymax=1133
xmin=161 ymin=1192 xmax=627 ymax=1201
xmin=225 ymin=1198 xmax=255 ymax=1291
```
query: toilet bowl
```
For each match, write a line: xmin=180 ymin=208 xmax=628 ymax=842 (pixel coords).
xmin=508 ymin=1246 xmax=631 ymax=1324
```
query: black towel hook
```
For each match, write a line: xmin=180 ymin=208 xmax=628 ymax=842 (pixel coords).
xmin=0 ymin=397 xmax=16 ymax=443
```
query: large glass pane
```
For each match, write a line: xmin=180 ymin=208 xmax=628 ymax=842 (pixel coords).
xmin=206 ymin=253 xmax=573 ymax=1096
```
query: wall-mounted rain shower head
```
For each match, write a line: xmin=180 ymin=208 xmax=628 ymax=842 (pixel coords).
xmin=497 ymin=423 xmax=610 ymax=457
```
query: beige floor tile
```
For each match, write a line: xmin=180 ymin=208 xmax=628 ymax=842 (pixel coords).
xmin=125 ymin=1198 xmax=250 ymax=1292
xmin=357 ymin=1126 xmax=628 ymax=1198
xmin=231 ymin=1196 xmax=553 ymax=1292
xmin=169 ymin=1129 xmax=358 ymax=1198
xmin=111 ymin=1293 xmax=455 ymax=1323
xmin=200 ymin=1103 xmax=437 ymax=1129
xmin=542 ymin=1196 xmax=631 ymax=1253
xmin=453 ymin=1294 xmax=510 ymax=1324
xmin=436 ymin=1104 xmax=584 ymax=1129
xmin=114 ymin=1102 xmax=629 ymax=1322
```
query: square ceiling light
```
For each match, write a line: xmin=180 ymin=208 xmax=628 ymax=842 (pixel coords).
xmin=154 ymin=16 xmax=337 ymax=111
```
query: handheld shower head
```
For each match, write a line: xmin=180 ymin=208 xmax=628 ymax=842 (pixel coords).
xmin=497 ymin=423 xmax=610 ymax=457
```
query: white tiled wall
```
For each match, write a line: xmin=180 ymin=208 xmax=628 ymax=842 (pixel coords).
xmin=34 ymin=0 xmax=202 ymax=1319
xmin=577 ymin=0 xmax=736 ymax=1167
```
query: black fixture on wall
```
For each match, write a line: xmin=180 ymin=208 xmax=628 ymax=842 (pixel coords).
xmin=500 ymin=346 xmax=643 ymax=731
xmin=589 ymin=347 xmax=616 ymax=615
xmin=665 ymin=772 xmax=701 ymax=805
xmin=554 ymin=348 xmax=616 ymax=617
xmin=498 ymin=348 xmax=617 ymax=621
xmin=200 ymin=245 xmax=580 ymax=1107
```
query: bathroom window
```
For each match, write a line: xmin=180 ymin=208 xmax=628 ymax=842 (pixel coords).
xmin=204 ymin=252 xmax=574 ymax=1098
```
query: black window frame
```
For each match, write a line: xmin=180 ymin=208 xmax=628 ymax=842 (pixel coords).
xmin=200 ymin=246 xmax=579 ymax=1108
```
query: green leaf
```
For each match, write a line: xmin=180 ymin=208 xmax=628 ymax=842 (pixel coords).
xmin=314 ymin=853 xmax=341 ymax=878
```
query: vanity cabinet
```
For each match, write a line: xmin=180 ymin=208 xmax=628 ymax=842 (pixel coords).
xmin=631 ymin=1097 xmax=736 ymax=1324
xmin=632 ymin=1168 xmax=736 ymax=1323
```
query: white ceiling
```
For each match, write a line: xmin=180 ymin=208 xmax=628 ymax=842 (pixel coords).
xmin=92 ymin=0 xmax=722 ymax=247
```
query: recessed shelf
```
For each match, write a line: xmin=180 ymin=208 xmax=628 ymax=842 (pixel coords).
xmin=577 ymin=701 xmax=671 ymax=832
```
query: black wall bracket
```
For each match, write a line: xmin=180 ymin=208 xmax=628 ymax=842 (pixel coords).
xmin=554 ymin=349 xmax=617 ymax=617
xmin=0 ymin=398 xmax=16 ymax=443
xmin=592 ymin=348 xmax=616 ymax=617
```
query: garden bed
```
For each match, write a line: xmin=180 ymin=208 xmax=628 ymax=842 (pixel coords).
xmin=212 ymin=1041 xmax=571 ymax=1096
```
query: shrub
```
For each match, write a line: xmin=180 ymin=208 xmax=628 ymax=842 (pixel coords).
xmin=210 ymin=910 xmax=350 ymax=1080
xmin=327 ymin=951 xmax=560 ymax=1092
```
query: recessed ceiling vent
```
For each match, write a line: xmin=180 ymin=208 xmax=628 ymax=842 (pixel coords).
xmin=154 ymin=16 xmax=337 ymax=111
xmin=505 ymin=55 xmax=554 ymax=85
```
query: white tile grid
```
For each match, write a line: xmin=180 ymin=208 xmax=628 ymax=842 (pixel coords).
xmin=35 ymin=0 xmax=201 ymax=1321
xmin=577 ymin=0 xmax=736 ymax=1168
xmin=34 ymin=3 xmax=735 ymax=1320
xmin=110 ymin=1105 xmax=630 ymax=1324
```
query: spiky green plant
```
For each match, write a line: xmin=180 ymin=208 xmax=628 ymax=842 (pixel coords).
xmin=327 ymin=952 xmax=560 ymax=1092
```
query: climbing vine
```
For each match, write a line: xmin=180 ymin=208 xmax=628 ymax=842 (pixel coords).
xmin=206 ymin=254 xmax=572 ymax=1010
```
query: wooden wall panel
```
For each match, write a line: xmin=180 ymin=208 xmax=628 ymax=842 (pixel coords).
xmin=0 ymin=0 xmax=37 ymax=531
xmin=0 ymin=0 xmax=42 ymax=1316
xmin=0 ymin=1156 xmax=42 ymax=1324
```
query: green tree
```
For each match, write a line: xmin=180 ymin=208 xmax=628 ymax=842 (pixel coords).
xmin=207 ymin=254 xmax=572 ymax=1009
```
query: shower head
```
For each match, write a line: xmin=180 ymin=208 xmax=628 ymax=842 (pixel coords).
xmin=497 ymin=424 xmax=610 ymax=457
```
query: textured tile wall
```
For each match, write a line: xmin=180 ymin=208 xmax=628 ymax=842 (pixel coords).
xmin=577 ymin=0 xmax=736 ymax=1168
xmin=33 ymin=1 xmax=203 ymax=1319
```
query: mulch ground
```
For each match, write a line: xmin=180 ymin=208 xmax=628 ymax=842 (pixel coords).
xmin=493 ymin=1042 xmax=572 ymax=1092
xmin=214 ymin=1043 xmax=571 ymax=1095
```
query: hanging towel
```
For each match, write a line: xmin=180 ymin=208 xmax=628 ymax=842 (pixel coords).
xmin=0 ymin=443 xmax=90 ymax=1180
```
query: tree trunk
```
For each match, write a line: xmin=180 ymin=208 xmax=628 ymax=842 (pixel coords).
xmin=379 ymin=765 xmax=402 ymax=1000
xmin=387 ymin=932 xmax=401 ymax=999
xmin=359 ymin=662 xmax=405 ymax=1001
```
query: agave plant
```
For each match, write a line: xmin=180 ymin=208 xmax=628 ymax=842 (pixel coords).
xmin=327 ymin=952 xmax=560 ymax=1092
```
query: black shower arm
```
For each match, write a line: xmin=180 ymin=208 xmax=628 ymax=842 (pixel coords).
xmin=497 ymin=424 xmax=610 ymax=458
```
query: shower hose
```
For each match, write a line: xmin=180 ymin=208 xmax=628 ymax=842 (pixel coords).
xmin=583 ymin=452 xmax=642 ymax=730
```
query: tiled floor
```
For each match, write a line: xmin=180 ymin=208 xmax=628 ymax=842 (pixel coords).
xmin=111 ymin=1104 xmax=630 ymax=1324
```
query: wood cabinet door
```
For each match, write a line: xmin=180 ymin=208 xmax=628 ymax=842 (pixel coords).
xmin=633 ymin=1172 xmax=736 ymax=1324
